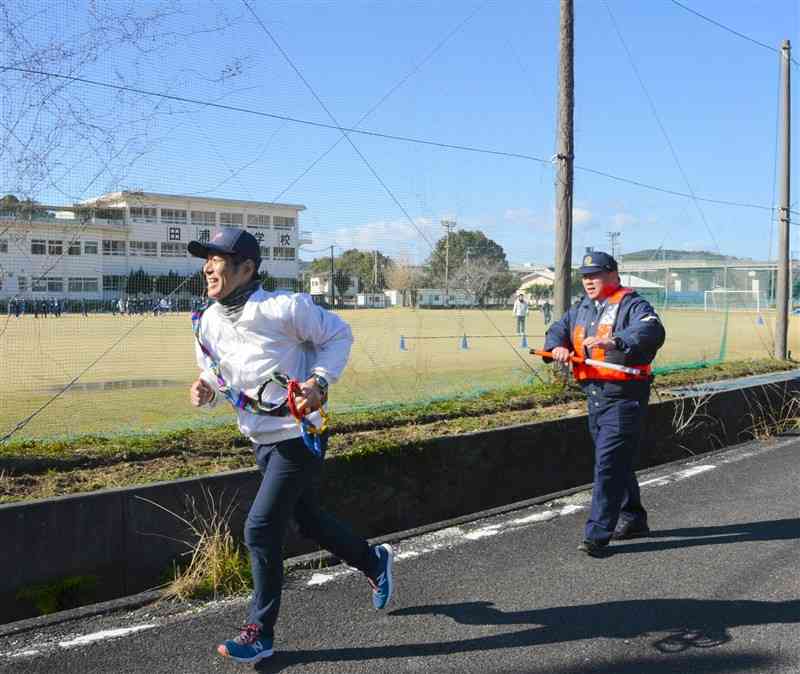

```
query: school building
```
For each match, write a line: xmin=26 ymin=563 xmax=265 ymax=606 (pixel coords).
xmin=0 ymin=191 xmax=309 ymax=301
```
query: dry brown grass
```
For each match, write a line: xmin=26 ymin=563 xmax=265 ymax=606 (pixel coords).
xmin=136 ymin=489 xmax=251 ymax=601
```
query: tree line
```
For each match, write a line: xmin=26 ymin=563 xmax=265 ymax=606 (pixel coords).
xmin=307 ymin=229 xmax=528 ymax=307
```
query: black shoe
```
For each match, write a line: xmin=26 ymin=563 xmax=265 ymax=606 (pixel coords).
xmin=612 ymin=520 xmax=650 ymax=541
xmin=577 ymin=539 xmax=609 ymax=558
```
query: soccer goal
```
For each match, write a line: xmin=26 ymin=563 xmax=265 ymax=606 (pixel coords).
xmin=703 ymin=289 xmax=768 ymax=312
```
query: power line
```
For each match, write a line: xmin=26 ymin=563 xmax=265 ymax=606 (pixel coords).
xmin=605 ymin=2 xmax=720 ymax=253
xmin=667 ymin=0 xmax=779 ymax=55
xmin=4 ymin=65 xmax=790 ymax=216
xmin=271 ymin=1 xmax=487 ymax=204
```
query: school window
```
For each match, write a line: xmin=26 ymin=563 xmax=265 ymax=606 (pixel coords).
xmin=102 ymin=275 xmax=125 ymax=291
xmin=247 ymin=214 xmax=270 ymax=227
xmin=191 ymin=210 xmax=216 ymax=226
xmin=197 ymin=228 xmax=210 ymax=243
xmin=168 ymin=227 xmax=181 ymax=241
xmin=96 ymin=208 xmax=124 ymax=222
xmin=68 ymin=241 xmax=81 ymax=255
xmin=32 ymin=278 xmax=47 ymax=292
xmin=17 ymin=276 xmax=27 ymax=292
xmin=272 ymin=246 xmax=295 ymax=261
xmin=219 ymin=212 xmax=243 ymax=226
xmin=272 ymin=216 xmax=295 ymax=230
xmin=129 ymin=207 xmax=158 ymax=222
xmin=84 ymin=241 xmax=98 ymax=255
xmin=68 ymin=277 xmax=99 ymax=292
xmin=0 ymin=239 xmax=7 ymax=253
xmin=160 ymin=242 xmax=187 ymax=257
xmin=48 ymin=240 xmax=63 ymax=256
xmin=259 ymin=246 xmax=271 ymax=260
xmin=47 ymin=278 xmax=63 ymax=292
xmin=129 ymin=241 xmax=158 ymax=257
xmin=31 ymin=239 xmax=46 ymax=255
xmin=161 ymin=209 xmax=187 ymax=225
xmin=102 ymin=240 xmax=126 ymax=256
xmin=0 ymin=277 xmax=3 ymax=290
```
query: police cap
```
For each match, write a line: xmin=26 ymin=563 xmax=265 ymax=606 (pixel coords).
xmin=579 ymin=251 xmax=618 ymax=275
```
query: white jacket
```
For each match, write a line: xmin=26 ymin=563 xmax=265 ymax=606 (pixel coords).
xmin=512 ymin=299 xmax=529 ymax=317
xmin=195 ymin=289 xmax=353 ymax=445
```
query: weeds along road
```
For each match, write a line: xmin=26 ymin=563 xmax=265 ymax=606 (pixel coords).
xmin=2 ymin=435 xmax=800 ymax=673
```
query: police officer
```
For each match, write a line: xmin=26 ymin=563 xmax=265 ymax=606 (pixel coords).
xmin=541 ymin=251 xmax=665 ymax=557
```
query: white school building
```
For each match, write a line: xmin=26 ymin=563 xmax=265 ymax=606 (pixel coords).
xmin=0 ymin=191 xmax=309 ymax=301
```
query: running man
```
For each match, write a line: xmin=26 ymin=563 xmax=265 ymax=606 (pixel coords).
xmin=188 ymin=227 xmax=394 ymax=665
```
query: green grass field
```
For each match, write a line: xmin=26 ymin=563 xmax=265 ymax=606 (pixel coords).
xmin=0 ymin=306 xmax=795 ymax=441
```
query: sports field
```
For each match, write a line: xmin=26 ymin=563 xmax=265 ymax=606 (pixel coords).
xmin=0 ymin=306 xmax=795 ymax=441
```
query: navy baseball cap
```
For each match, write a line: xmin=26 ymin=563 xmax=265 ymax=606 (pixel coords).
xmin=188 ymin=227 xmax=261 ymax=263
xmin=579 ymin=251 xmax=618 ymax=275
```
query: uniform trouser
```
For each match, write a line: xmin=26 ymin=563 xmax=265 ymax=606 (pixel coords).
xmin=245 ymin=436 xmax=377 ymax=636
xmin=584 ymin=388 xmax=649 ymax=544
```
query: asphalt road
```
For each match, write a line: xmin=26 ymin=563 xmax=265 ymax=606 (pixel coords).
xmin=2 ymin=435 xmax=799 ymax=673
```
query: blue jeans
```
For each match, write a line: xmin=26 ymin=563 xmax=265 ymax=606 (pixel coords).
xmin=584 ymin=387 xmax=649 ymax=544
xmin=516 ymin=316 xmax=526 ymax=334
xmin=245 ymin=436 xmax=377 ymax=635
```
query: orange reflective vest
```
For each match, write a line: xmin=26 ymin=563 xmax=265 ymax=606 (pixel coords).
xmin=571 ymin=287 xmax=653 ymax=382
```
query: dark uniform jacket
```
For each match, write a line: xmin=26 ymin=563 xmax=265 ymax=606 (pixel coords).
xmin=543 ymin=289 xmax=666 ymax=399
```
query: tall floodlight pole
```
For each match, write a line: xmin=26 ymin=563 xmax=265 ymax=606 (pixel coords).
xmin=554 ymin=0 xmax=574 ymax=319
xmin=776 ymin=39 xmax=791 ymax=359
xmin=441 ymin=219 xmax=456 ymax=307
xmin=607 ymin=231 xmax=621 ymax=259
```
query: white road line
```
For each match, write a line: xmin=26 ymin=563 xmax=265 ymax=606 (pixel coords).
xmin=639 ymin=464 xmax=715 ymax=487
xmin=58 ymin=624 xmax=156 ymax=649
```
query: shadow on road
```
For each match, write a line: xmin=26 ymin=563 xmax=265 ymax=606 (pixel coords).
xmin=611 ymin=517 xmax=800 ymax=555
xmin=254 ymin=597 xmax=798 ymax=672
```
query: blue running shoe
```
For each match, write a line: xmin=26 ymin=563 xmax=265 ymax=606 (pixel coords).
xmin=368 ymin=543 xmax=394 ymax=609
xmin=217 ymin=624 xmax=273 ymax=664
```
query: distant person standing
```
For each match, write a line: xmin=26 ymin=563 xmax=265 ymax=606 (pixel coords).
xmin=512 ymin=294 xmax=529 ymax=335
xmin=542 ymin=299 xmax=553 ymax=325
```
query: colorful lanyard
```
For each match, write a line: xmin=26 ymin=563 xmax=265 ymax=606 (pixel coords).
xmin=191 ymin=305 xmax=329 ymax=455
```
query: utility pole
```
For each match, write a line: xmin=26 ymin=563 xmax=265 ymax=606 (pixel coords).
xmin=607 ymin=231 xmax=621 ymax=259
xmin=554 ymin=0 xmax=574 ymax=319
xmin=776 ymin=39 xmax=791 ymax=359
xmin=329 ymin=244 xmax=335 ymax=309
xmin=441 ymin=219 xmax=456 ymax=307
xmin=373 ymin=249 xmax=378 ymax=291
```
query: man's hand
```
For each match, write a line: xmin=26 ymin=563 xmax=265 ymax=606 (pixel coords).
xmin=294 ymin=377 xmax=325 ymax=415
xmin=550 ymin=346 xmax=572 ymax=363
xmin=582 ymin=336 xmax=616 ymax=351
xmin=190 ymin=378 xmax=215 ymax=407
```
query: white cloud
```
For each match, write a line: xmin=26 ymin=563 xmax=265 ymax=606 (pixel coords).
xmin=503 ymin=207 xmax=552 ymax=230
xmin=572 ymin=207 xmax=592 ymax=225
xmin=305 ymin=217 xmax=437 ymax=262
xmin=611 ymin=212 xmax=638 ymax=227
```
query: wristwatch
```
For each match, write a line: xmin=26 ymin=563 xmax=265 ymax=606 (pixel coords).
xmin=312 ymin=373 xmax=329 ymax=399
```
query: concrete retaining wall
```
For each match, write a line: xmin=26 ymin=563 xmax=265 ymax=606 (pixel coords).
xmin=1 ymin=375 xmax=797 ymax=623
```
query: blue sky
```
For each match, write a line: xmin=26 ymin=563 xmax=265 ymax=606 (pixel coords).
xmin=9 ymin=0 xmax=800 ymax=265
